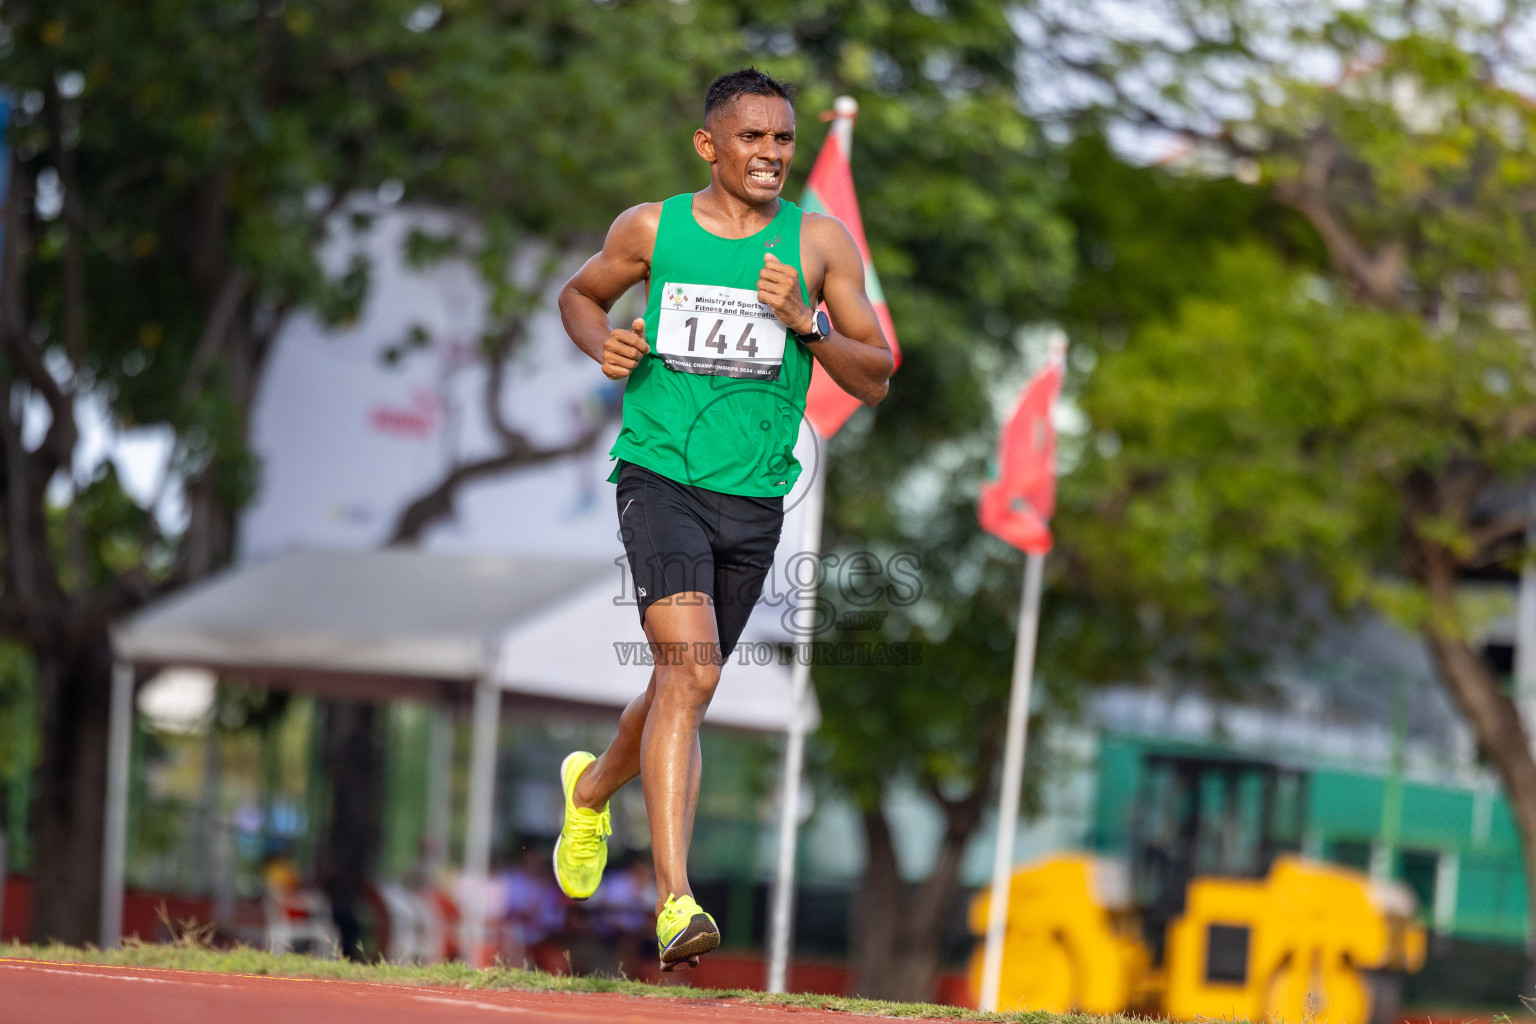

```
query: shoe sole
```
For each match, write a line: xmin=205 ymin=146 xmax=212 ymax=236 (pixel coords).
xmin=555 ymin=752 xmax=597 ymax=901
xmin=659 ymin=914 xmax=720 ymax=972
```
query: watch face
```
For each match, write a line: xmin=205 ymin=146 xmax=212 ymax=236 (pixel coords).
xmin=815 ymin=310 xmax=831 ymax=338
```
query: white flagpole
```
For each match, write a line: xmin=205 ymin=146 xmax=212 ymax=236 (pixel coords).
xmin=100 ymin=661 xmax=134 ymax=949
xmin=765 ymin=461 xmax=825 ymax=994
xmin=978 ymin=550 xmax=1046 ymax=1012
xmin=766 ymin=95 xmax=857 ymax=997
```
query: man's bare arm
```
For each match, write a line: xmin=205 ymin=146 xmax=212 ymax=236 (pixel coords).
xmin=559 ymin=203 xmax=661 ymax=380
xmin=756 ymin=214 xmax=892 ymax=406
xmin=810 ymin=218 xmax=893 ymax=405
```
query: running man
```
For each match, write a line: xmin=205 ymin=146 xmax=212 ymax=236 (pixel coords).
xmin=555 ymin=68 xmax=893 ymax=971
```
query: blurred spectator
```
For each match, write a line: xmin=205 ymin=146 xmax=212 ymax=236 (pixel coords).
xmin=261 ymin=840 xmax=301 ymax=899
xmin=499 ymin=842 xmax=567 ymax=969
xmin=589 ymin=851 xmax=658 ymax=980
xmin=425 ymin=863 xmax=462 ymax=962
xmin=261 ymin=840 xmax=340 ymax=956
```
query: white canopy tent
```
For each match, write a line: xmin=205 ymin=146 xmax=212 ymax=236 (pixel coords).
xmin=105 ymin=547 xmax=815 ymax=955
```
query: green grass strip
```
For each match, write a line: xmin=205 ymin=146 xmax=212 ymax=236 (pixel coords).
xmin=0 ymin=939 xmax=1145 ymax=1023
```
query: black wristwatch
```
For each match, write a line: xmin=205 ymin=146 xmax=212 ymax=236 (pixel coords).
xmin=794 ymin=309 xmax=831 ymax=344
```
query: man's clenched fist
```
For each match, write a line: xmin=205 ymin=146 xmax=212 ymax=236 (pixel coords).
xmin=758 ymin=253 xmax=815 ymax=336
xmin=603 ymin=318 xmax=650 ymax=380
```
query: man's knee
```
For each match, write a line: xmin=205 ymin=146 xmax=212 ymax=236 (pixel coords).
xmin=656 ymin=659 xmax=722 ymax=706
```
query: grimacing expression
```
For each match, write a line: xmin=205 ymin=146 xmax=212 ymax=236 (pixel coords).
xmin=702 ymin=94 xmax=796 ymax=202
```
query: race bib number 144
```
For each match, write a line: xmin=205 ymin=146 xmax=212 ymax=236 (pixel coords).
xmin=655 ymin=282 xmax=787 ymax=380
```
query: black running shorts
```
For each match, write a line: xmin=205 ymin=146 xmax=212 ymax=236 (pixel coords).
xmin=615 ymin=460 xmax=784 ymax=660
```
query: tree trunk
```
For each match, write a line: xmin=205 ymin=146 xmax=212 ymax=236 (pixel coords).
xmin=30 ymin=629 xmax=114 ymax=944
xmin=1419 ymin=550 xmax=1536 ymax=980
xmin=848 ymin=801 xmax=981 ymax=1001
xmin=849 ymin=806 xmax=904 ymax=996
xmin=317 ymin=700 xmax=385 ymax=960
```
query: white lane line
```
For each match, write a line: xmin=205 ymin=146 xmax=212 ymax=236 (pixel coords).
xmin=407 ymin=993 xmax=536 ymax=1015
xmin=0 ymin=962 xmax=723 ymax=1024
xmin=3 ymin=968 xmax=588 ymax=1021
xmin=406 ymin=991 xmax=682 ymax=1023
xmin=0 ymin=964 xmax=186 ymax=985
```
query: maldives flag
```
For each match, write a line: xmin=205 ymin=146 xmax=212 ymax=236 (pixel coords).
xmin=800 ymin=102 xmax=901 ymax=439
xmin=979 ymin=347 xmax=1063 ymax=555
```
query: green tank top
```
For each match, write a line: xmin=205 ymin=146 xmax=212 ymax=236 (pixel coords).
xmin=607 ymin=193 xmax=813 ymax=497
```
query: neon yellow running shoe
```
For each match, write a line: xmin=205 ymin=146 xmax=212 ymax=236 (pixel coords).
xmin=656 ymin=893 xmax=720 ymax=971
xmin=553 ymin=751 xmax=610 ymax=900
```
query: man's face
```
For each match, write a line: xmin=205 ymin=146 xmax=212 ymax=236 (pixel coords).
xmin=697 ymin=93 xmax=797 ymax=203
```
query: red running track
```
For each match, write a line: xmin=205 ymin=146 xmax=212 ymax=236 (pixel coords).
xmin=0 ymin=958 xmax=916 ymax=1024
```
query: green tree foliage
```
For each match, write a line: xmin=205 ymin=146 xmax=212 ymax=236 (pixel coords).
xmin=1050 ymin=0 xmax=1536 ymax=967
xmin=1070 ymin=244 xmax=1506 ymax=650
xmin=1056 ymin=137 xmax=1333 ymax=686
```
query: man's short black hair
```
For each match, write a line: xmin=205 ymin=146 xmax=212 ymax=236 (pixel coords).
xmin=704 ymin=68 xmax=795 ymax=124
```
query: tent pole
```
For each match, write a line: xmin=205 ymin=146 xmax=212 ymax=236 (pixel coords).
xmin=100 ymin=661 xmax=134 ymax=949
xmin=462 ymin=675 xmax=500 ymax=965
xmin=766 ymin=459 xmax=826 ymax=994
xmin=979 ymin=552 xmax=1045 ymax=1011
xmin=427 ymin=704 xmax=452 ymax=873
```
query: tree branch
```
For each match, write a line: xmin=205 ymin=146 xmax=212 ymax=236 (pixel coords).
xmin=1501 ymin=404 xmax=1536 ymax=441
xmin=179 ymin=268 xmax=254 ymax=405
xmin=65 ymin=488 xmax=89 ymax=609
xmin=483 ymin=323 xmax=535 ymax=450
xmin=0 ymin=388 xmax=37 ymax=607
xmin=44 ymin=77 xmax=88 ymax=368
xmin=0 ymin=152 xmax=75 ymax=470
xmin=1045 ymin=32 xmax=1410 ymax=310
xmin=482 ymin=263 xmax=566 ymax=448
xmin=0 ymin=324 xmax=74 ymax=458
xmin=1416 ymin=543 xmax=1536 ymax=956
xmin=1271 ymin=132 xmax=1404 ymax=308
xmin=390 ymin=250 xmax=613 ymax=546
xmin=1468 ymin=509 xmax=1529 ymax=555
xmin=1442 ymin=463 xmax=1494 ymax=525
xmin=190 ymin=168 xmax=233 ymax=301
xmin=387 ymin=414 xmax=615 ymax=545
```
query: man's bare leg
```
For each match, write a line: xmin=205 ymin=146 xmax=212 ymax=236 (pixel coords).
xmin=573 ymin=677 xmax=707 ymax=839
xmin=572 ymin=668 xmax=660 ymax=809
xmin=574 ymin=595 xmax=715 ymax=908
xmin=573 ymin=628 xmax=710 ymax=816
xmin=572 ymin=592 xmax=719 ymax=910
xmin=637 ymin=594 xmax=719 ymax=911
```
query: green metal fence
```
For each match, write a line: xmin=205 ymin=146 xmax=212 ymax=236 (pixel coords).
xmin=1091 ymin=734 xmax=1529 ymax=943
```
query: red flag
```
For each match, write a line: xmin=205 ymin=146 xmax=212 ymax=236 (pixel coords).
xmin=800 ymin=102 xmax=901 ymax=439
xmin=979 ymin=347 xmax=1063 ymax=555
